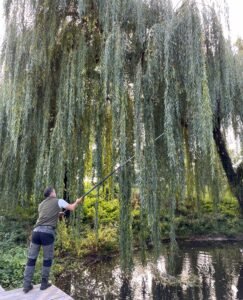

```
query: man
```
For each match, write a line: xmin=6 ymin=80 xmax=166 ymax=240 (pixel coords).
xmin=23 ymin=187 xmax=83 ymax=293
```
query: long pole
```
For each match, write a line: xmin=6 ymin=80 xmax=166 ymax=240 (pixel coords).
xmin=81 ymin=131 xmax=165 ymax=198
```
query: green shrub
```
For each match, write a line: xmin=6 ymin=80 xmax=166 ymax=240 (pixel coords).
xmin=55 ymin=221 xmax=74 ymax=255
xmin=0 ymin=246 xmax=38 ymax=289
xmin=55 ymin=221 xmax=119 ymax=257
xmin=77 ymin=225 xmax=119 ymax=256
xmin=82 ymin=196 xmax=119 ymax=226
xmin=219 ymin=190 xmax=239 ymax=217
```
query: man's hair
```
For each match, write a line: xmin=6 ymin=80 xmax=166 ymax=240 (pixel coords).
xmin=44 ymin=186 xmax=54 ymax=198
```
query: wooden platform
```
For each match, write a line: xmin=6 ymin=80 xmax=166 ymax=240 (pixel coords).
xmin=0 ymin=284 xmax=73 ymax=300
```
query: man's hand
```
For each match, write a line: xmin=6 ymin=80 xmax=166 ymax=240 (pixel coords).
xmin=76 ymin=196 xmax=84 ymax=205
xmin=59 ymin=211 xmax=65 ymax=219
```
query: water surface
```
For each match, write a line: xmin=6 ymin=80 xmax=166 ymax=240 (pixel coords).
xmin=56 ymin=241 xmax=243 ymax=299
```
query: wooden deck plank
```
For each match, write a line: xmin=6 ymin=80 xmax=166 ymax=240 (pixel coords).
xmin=0 ymin=284 xmax=73 ymax=300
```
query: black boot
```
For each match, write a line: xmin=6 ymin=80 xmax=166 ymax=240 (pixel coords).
xmin=23 ymin=283 xmax=33 ymax=293
xmin=40 ymin=278 xmax=52 ymax=290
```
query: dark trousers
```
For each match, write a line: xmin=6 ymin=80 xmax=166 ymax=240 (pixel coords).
xmin=23 ymin=230 xmax=54 ymax=288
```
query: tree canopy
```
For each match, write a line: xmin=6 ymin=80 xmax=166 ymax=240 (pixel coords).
xmin=0 ymin=0 xmax=242 ymax=269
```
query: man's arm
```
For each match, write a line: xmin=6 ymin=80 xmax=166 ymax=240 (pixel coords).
xmin=65 ymin=197 xmax=84 ymax=211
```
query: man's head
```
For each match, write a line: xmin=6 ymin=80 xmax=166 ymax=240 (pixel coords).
xmin=44 ymin=187 xmax=56 ymax=198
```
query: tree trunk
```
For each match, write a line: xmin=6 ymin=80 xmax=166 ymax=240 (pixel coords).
xmin=213 ymin=124 xmax=243 ymax=213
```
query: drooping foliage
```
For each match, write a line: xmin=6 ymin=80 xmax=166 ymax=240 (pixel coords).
xmin=0 ymin=0 xmax=242 ymax=270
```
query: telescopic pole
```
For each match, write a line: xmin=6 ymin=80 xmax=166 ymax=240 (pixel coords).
xmin=81 ymin=132 xmax=165 ymax=198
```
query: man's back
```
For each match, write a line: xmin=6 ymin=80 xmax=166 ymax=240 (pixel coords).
xmin=35 ymin=197 xmax=60 ymax=229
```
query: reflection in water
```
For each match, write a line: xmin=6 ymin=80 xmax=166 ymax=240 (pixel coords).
xmin=237 ymin=266 xmax=243 ymax=300
xmin=56 ymin=242 xmax=243 ymax=299
xmin=120 ymin=277 xmax=132 ymax=300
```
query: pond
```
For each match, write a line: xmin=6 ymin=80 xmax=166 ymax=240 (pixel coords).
xmin=56 ymin=241 xmax=243 ymax=300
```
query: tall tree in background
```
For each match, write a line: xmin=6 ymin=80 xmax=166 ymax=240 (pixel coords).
xmin=0 ymin=0 xmax=242 ymax=268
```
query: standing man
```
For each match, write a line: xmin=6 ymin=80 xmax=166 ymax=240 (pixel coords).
xmin=23 ymin=187 xmax=83 ymax=293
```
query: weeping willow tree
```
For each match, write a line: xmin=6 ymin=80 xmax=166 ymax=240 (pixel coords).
xmin=0 ymin=0 xmax=242 ymax=270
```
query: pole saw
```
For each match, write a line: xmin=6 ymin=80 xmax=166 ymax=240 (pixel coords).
xmin=80 ymin=131 xmax=165 ymax=199
xmin=61 ymin=131 xmax=165 ymax=217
